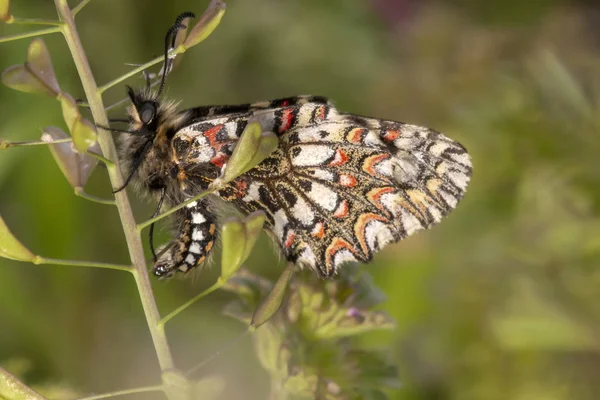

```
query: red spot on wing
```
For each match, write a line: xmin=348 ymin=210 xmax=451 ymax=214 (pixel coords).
xmin=284 ymin=230 xmax=296 ymax=249
xmin=383 ymin=130 xmax=400 ymax=142
xmin=210 ymin=152 xmax=228 ymax=168
xmin=204 ymin=124 xmax=224 ymax=147
xmin=279 ymin=107 xmax=295 ymax=133
xmin=333 ymin=199 xmax=349 ymax=218
xmin=315 ymin=106 xmax=327 ymax=122
xmin=339 ymin=174 xmax=357 ymax=187
xmin=328 ymin=149 xmax=349 ymax=167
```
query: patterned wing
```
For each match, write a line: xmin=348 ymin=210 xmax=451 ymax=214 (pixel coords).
xmin=171 ymin=97 xmax=472 ymax=277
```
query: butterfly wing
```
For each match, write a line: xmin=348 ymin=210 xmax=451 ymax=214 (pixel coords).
xmin=172 ymin=97 xmax=472 ymax=277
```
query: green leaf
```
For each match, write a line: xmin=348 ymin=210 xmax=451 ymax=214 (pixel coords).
xmin=0 ymin=0 xmax=10 ymax=22
xmin=0 ymin=215 xmax=35 ymax=262
xmin=1 ymin=38 xmax=60 ymax=97
xmin=221 ymin=211 xmax=266 ymax=279
xmin=42 ymin=127 xmax=98 ymax=188
xmin=220 ymin=218 xmax=245 ymax=277
xmin=251 ymin=263 xmax=295 ymax=329
xmin=71 ymin=118 xmax=97 ymax=153
xmin=182 ymin=0 xmax=227 ymax=50
xmin=58 ymin=93 xmax=97 ymax=152
xmin=221 ymin=121 xmax=278 ymax=183
xmin=192 ymin=375 xmax=225 ymax=400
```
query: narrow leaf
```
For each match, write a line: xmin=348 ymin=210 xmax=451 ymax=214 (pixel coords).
xmin=220 ymin=218 xmax=246 ymax=279
xmin=182 ymin=0 xmax=227 ymax=50
xmin=251 ymin=263 xmax=295 ymax=328
xmin=241 ymin=211 xmax=265 ymax=262
xmin=26 ymin=38 xmax=60 ymax=95
xmin=0 ymin=215 xmax=35 ymax=262
xmin=221 ymin=121 xmax=277 ymax=183
xmin=2 ymin=64 xmax=57 ymax=97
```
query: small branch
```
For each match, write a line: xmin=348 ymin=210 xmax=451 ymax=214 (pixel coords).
xmin=75 ymin=385 xmax=163 ymax=400
xmin=0 ymin=367 xmax=48 ymax=400
xmin=0 ymin=26 xmax=62 ymax=43
xmin=86 ymin=150 xmax=115 ymax=167
xmin=72 ymin=0 xmax=93 ymax=16
xmin=159 ymin=278 xmax=224 ymax=326
xmin=138 ymin=186 xmax=216 ymax=232
xmin=75 ymin=187 xmax=116 ymax=205
xmin=0 ymin=137 xmax=72 ymax=149
xmin=97 ymin=45 xmax=185 ymax=94
xmin=7 ymin=17 xmax=64 ymax=26
xmin=34 ymin=256 xmax=131 ymax=272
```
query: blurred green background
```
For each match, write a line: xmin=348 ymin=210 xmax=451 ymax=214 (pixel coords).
xmin=1 ymin=0 xmax=600 ymax=399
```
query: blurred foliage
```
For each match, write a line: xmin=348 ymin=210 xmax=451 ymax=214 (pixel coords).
xmin=1 ymin=0 xmax=600 ymax=399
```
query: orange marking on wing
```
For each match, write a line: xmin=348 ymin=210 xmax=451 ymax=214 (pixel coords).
xmin=333 ymin=199 xmax=349 ymax=218
xmin=363 ymin=153 xmax=390 ymax=176
xmin=328 ymin=149 xmax=349 ymax=167
xmin=205 ymin=241 xmax=214 ymax=252
xmin=209 ymin=224 xmax=216 ymax=235
xmin=279 ymin=107 xmax=294 ymax=133
xmin=284 ymin=230 xmax=296 ymax=249
xmin=339 ymin=174 xmax=357 ymax=187
xmin=347 ymin=127 xmax=367 ymax=144
xmin=366 ymin=187 xmax=395 ymax=213
xmin=383 ymin=130 xmax=400 ymax=142
xmin=316 ymin=105 xmax=326 ymax=121
xmin=196 ymin=256 xmax=206 ymax=265
xmin=325 ymin=237 xmax=356 ymax=274
xmin=311 ymin=222 xmax=326 ymax=238
xmin=354 ymin=213 xmax=388 ymax=255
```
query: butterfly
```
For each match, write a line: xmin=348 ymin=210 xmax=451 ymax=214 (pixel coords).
xmin=114 ymin=13 xmax=472 ymax=279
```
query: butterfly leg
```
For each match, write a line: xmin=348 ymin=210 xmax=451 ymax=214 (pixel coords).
xmin=152 ymin=199 xmax=217 ymax=278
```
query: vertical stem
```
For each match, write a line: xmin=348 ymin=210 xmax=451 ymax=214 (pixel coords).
xmin=53 ymin=0 xmax=175 ymax=372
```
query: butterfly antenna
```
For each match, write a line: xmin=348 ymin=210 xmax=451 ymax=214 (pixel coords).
xmin=157 ymin=12 xmax=196 ymax=98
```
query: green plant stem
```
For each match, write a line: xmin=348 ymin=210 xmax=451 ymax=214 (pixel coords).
xmin=7 ymin=17 xmax=63 ymax=26
xmin=76 ymin=385 xmax=164 ymax=400
xmin=0 ymin=137 xmax=72 ymax=149
xmin=159 ymin=278 xmax=225 ymax=326
xmin=54 ymin=0 xmax=176 ymax=375
xmin=74 ymin=187 xmax=116 ymax=205
xmin=86 ymin=150 xmax=115 ymax=167
xmin=34 ymin=256 xmax=130 ymax=272
xmin=73 ymin=0 xmax=93 ymax=16
xmin=0 ymin=367 xmax=48 ymax=400
xmin=138 ymin=187 xmax=215 ymax=232
xmin=0 ymin=26 xmax=62 ymax=43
